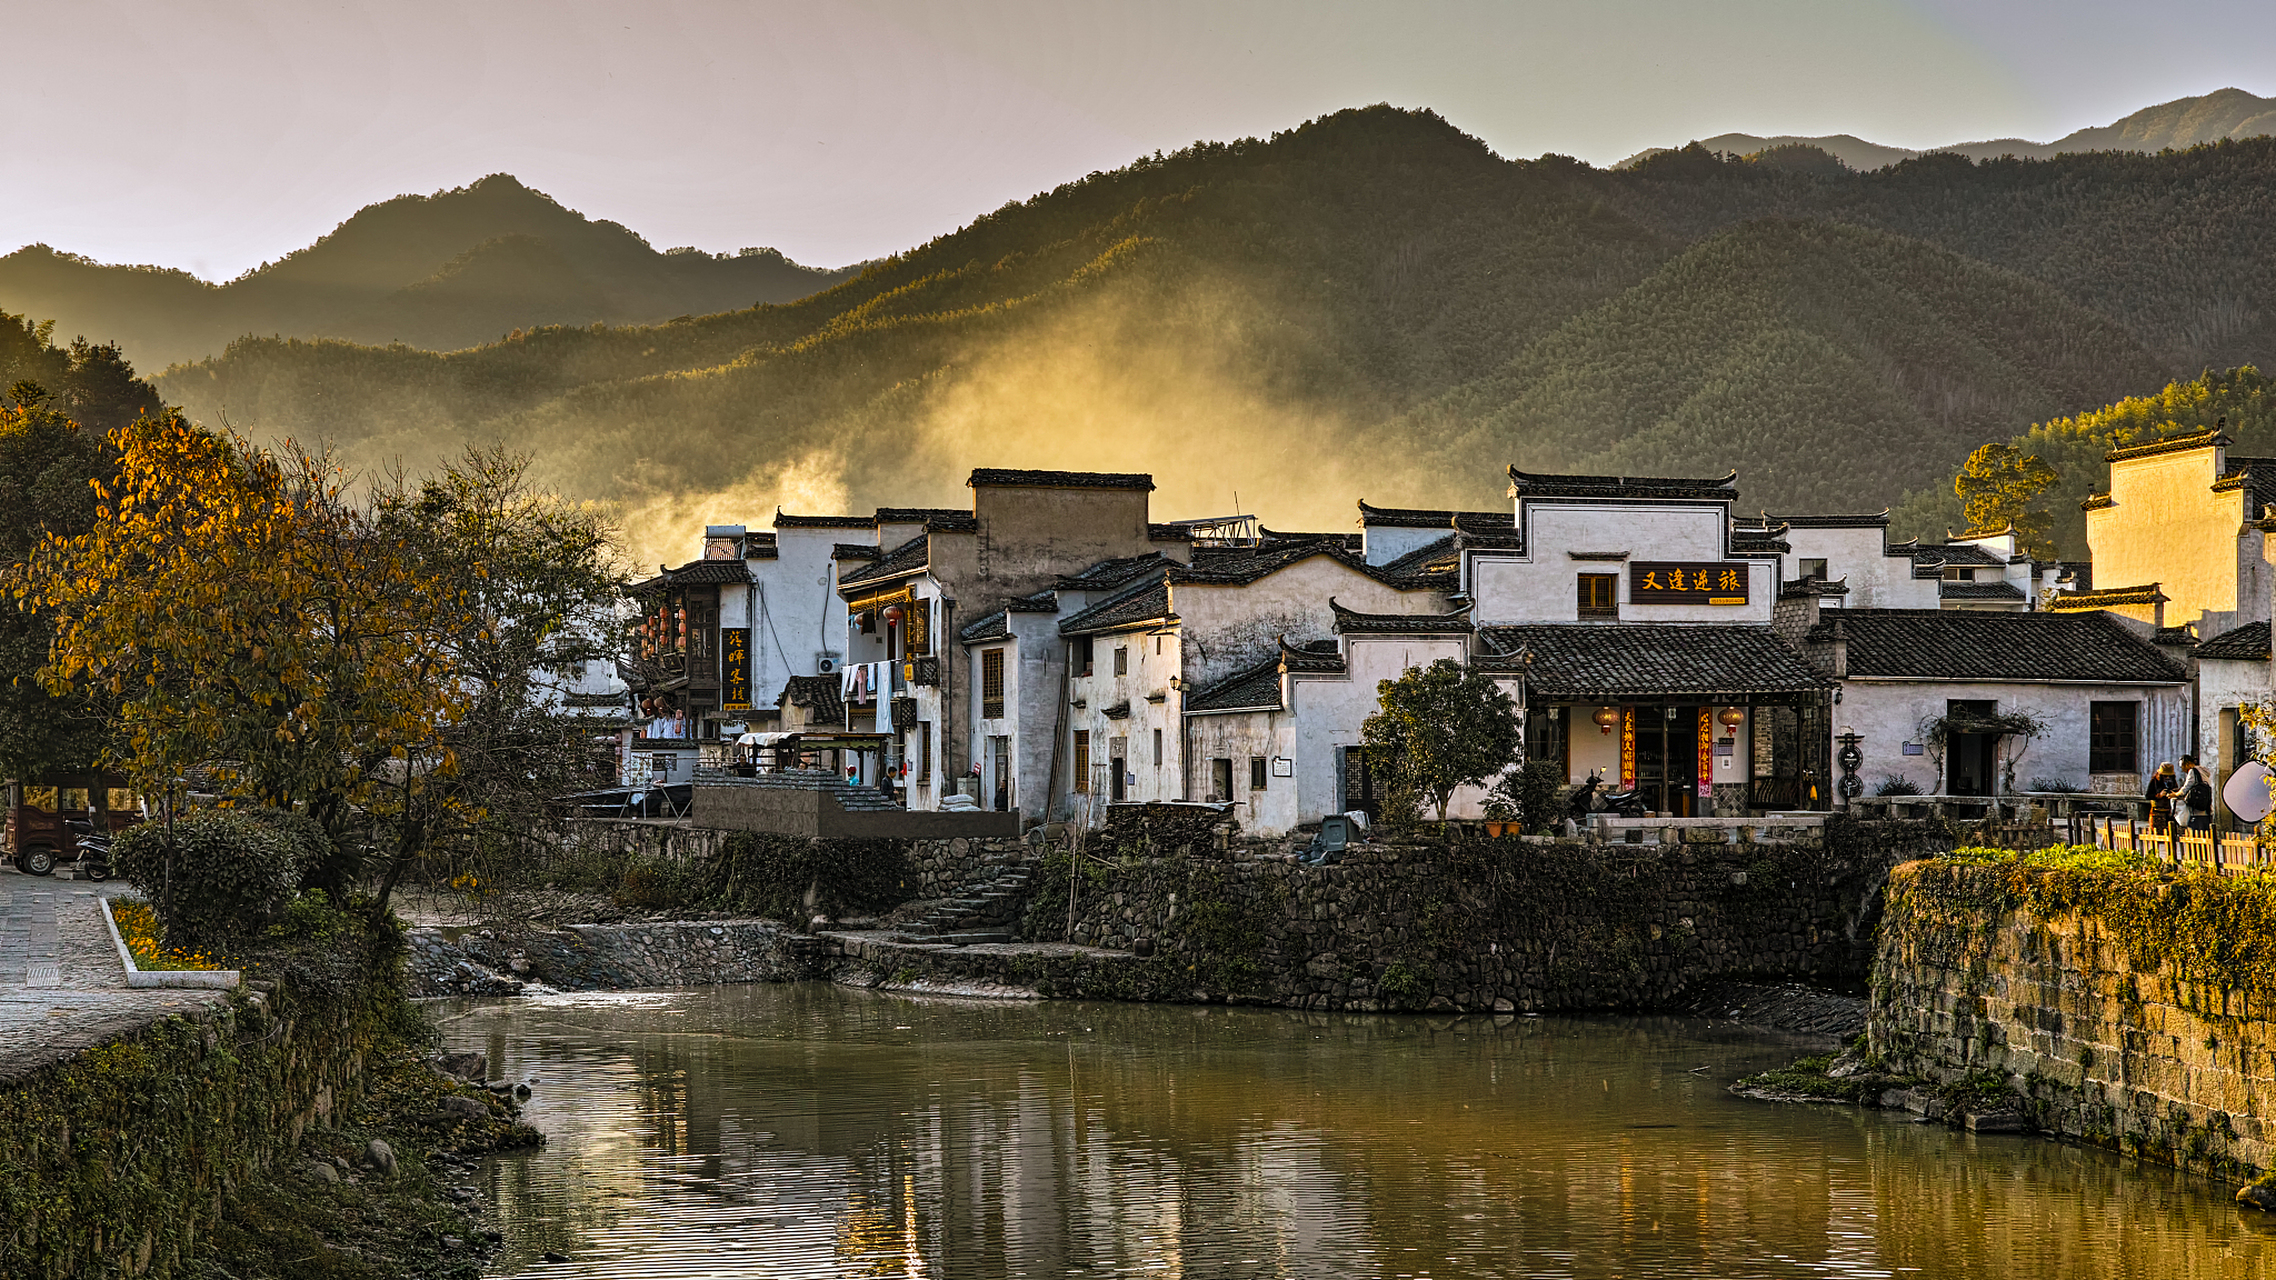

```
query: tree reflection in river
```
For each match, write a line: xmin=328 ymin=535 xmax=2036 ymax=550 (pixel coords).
xmin=437 ymin=984 xmax=2276 ymax=1278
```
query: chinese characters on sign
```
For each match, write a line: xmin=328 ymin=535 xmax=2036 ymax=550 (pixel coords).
xmin=1629 ymin=562 xmax=1749 ymax=605
xmin=720 ymin=627 xmax=752 ymax=711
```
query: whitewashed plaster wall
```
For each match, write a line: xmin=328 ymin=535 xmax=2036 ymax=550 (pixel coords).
xmin=2197 ymin=655 xmax=2270 ymax=815
xmin=2086 ymin=444 xmax=2268 ymax=634
xmin=1185 ymin=709 xmax=1299 ymax=833
xmin=1834 ymin=679 xmax=2192 ymax=795
xmin=1471 ymin=503 xmax=1773 ymax=626
xmin=1361 ymin=521 xmax=1452 ymax=567
xmin=1063 ymin=626 xmax=1183 ymax=821
xmin=1173 ymin=558 xmax=1443 ymax=688
xmin=743 ymin=527 xmax=854 ymax=706
xmin=1780 ymin=526 xmax=1935 ymax=610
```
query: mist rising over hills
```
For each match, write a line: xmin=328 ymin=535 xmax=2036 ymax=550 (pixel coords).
xmin=115 ymin=102 xmax=2276 ymax=567
xmin=1619 ymin=88 xmax=2276 ymax=171
xmin=0 ymin=175 xmax=854 ymax=368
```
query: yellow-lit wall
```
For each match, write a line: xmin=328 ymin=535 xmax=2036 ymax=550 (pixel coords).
xmin=2085 ymin=445 xmax=2252 ymax=629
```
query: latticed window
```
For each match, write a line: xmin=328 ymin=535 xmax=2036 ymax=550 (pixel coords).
xmin=905 ymin=597 xmax=930 ymax=656
xmin=1578 ymin=574 xmax=1618 ymax=617
xmin=981 ymin=649 xmax=1005 ymax=719
xmin=2090 ymin=702 xmax=2139 ymax=773
xmin=1073 ymin=731 xmax=1091 ymax=793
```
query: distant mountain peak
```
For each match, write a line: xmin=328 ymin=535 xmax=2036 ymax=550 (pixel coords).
xmin=1618 ymin=88 xmax=2276 ymax=171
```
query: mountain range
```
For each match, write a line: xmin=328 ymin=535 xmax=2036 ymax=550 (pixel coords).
xmin=0 ymin=175 xmax=854 ymax=369
xmin=9 ymin=95 xmax=2276 ymax=565
xmin=1618 ymin=88 xmax=2276 ymax=171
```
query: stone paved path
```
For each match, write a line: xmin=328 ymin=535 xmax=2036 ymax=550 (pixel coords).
xmin=0 ymin=866 xmax=225 ymax=1085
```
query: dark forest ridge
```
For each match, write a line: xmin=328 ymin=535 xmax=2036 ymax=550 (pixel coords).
xmin=0 ymin=175 xmax=856 ymax=369
xmin=1618 ymin=87 xmax=2276 ymax=172
xmin=120 ymin=103 xmax=2276 ymax=569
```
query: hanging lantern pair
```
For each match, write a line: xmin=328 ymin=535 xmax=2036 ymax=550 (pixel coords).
xmin=1592 ymin=706 xmax=1621 ymax=735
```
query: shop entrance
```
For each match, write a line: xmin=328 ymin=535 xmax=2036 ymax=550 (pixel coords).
xmin=1633 ymin=705 xmax=1703 ymax=817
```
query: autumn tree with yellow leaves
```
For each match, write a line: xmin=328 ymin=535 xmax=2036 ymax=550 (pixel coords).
xmin=16 ymin=416 xmax=618 ymax=918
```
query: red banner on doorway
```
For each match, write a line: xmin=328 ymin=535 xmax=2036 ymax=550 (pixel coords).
xmin=1620 ymin=707 xmax=1635 ymax=789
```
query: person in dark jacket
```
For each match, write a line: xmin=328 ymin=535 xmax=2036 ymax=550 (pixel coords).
xmin=2145 ymin=762 xmax=2177 ymax=835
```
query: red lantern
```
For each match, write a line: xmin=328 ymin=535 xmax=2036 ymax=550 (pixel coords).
xmin=881 ymin=604 xmax=903 ymax=628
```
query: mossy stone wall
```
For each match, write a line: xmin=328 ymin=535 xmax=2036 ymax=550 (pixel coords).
xmin=1870 ymin=860 xmax=2276 ymax=1181
xmin=1016 ymin=818 xmax=1937 ymax=1011
xmin=0 ymin=977 xmax=397 ymax=1278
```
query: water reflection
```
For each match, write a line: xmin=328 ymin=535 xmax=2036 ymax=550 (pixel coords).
xmin=437 ymin=985 xmax=2276 ymax=1279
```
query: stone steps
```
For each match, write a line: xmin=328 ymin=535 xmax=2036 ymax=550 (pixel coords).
xmin=903 ymin=864 xmax=1036 ymax=939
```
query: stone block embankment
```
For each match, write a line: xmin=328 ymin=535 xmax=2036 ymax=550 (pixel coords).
xmin=406 ymin=919 xmax=819 ymax=997
xmin=1871 ymin=859 xmax=2276 ymax=1182
xmin=0 ymin=979 xmax=392 ymax=1278
xmin=1021 ymin=818 xmax=1940 ymax=1012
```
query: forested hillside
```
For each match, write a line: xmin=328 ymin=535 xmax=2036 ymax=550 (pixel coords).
xmin=0 ymin=176 xmax=852 ymax=368
xmin=64 ymin=104 xmax=2276 ymax=561
xmin=1892 ymin=368 xmax=2276 ymax=556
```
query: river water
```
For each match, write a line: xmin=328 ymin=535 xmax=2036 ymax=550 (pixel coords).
xmin=437 ymin=983 xmax=2274 ymax=1279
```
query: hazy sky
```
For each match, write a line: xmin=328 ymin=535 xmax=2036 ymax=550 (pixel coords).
xmin=10 ymin=0 xmax=2273 ymax=280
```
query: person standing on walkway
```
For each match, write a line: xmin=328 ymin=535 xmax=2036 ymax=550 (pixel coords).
xmin=2178 ymin=754 xmax=2214 ymax=833
xmin=2146 ymin=761 xmax=2177 ymax=835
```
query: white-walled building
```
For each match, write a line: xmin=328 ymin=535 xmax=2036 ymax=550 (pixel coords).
xmin=1787 ymin=604 xmax=2191 ymax=798
xmin=2077 ymin=428 xmax=2276 ymax=637
xmin=2196 ymin=620 xmax=2271 ymax=829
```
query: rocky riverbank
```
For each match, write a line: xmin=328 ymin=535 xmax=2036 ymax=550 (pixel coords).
xmin=404 ymin=918 xmax=817 ymax=997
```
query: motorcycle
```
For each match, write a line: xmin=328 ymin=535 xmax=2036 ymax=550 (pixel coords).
xmin=1569 ymin=770 xmax=1651 ymax=820
xmin=61 ymin=816 xmax=114 ymax=882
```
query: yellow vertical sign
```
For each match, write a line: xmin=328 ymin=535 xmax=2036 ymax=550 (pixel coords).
xmin=1620 ymin=707 xmax=1635 ymax=790
xmin=1697 ymin=708 xmax=1714 ymax=805
xmin=721 ymin=627 xmax=752 ymax=711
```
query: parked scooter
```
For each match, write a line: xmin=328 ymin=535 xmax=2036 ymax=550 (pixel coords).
xmin=61 ymin=815 xmax=114 ymax=882
xmin=1569 ymin=770 xmax=1651 ymax=820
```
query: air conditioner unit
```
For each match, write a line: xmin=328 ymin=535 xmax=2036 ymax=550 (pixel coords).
xmin=816 ymin=653 xmax=841 ymax=675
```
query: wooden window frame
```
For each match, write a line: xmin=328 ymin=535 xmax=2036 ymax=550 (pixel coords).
xmin=1578 ymin=573 xmax=1619 ymax=618
xmin=2089 ymin=701 xmax=2139 ymax=774
xmin=981 ymin=648 xmax=1005 ymax=719
xmin=1073 ymin=730 xmax=1091 ymax=793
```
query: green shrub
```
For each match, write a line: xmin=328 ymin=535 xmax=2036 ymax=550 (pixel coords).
xmin=108 ymin=809 xmax=305 ymax=946
xmin=1516 ymin=759 xmax=1568 ymax=832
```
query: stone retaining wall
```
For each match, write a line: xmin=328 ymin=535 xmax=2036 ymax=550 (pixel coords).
xmin=0 ymin=977 xmax=391 ymax=1278
xmin=1870 ymin=860 xmax=2276 ymax=1182
xmin=1022 ymin=818 xmax=1943 ymax=1012
xmin=406 ymin=919 xmax=815 ymax=997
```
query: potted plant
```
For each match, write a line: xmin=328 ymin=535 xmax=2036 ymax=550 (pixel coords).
xmin=1481 ymin=776 xmax=1520 ymax=837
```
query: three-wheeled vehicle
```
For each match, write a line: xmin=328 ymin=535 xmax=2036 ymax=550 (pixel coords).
xmin=5 ymin=773 xmax=140 ymax=879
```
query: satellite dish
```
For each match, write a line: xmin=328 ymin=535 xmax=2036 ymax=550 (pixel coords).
xmin=2224 ymin=760 xmax=2272 ymax=823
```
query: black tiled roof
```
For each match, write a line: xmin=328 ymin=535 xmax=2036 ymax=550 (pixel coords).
xmin=2198 ymin=621 xmax=2271 ymax=662
xmin=2106 ymin=429 xmax=2227 ymax=463
xmin=1280 ymin=637 xmax=1350 ymax=674
xmin=775 ymin=511 xmax=875 ymax=528
xmin=1329 ymin=598 xmax=1472 ymax=634
xmin=1185 ymin=656 xmax=1286 ymax=713
xmin=1058 ymin=577 xmax=1171 ymax=635
xmin=1148 ymin=523 xmax=1196 ymax=541
xmin=1006 ymin=588 xmax=1061 ymax=613
xmin=1780 ymin=578 xmax=1851 ymax=600
xmin=873 ymin=507 xmax=976 ymax=532
xmin=1507 ymin=467 xmax=1739 ymax=502
xmin=1919 ymin=544 xmax=2004 ymax=567
xmin=1939 ymin=580 xmax=2026 ymax=601
xmin=1757 ymin=511 xmax=1891 ymax=528
xmin=2081 ymin=491 xmax=2115 ymax=511
xmin=838 ymin=534 xmax=929 ymax=588
xmin=1055 ymin=553 xmax=1171 ymax=591
xmin=2214 ymin=457 xmax=2276 ymax=516
xmin=1174 ymin=541 xmax=1362 ymax=585
xmin=832 ymin=543 xmax=880 ymax=562
xmin=1375 ymin=534 xmax=1460 ymax=579
xmin=779 ymin=675 xmax=845 ymax=726
xmin=2048 ymin=583 xmax=2166 ymax=611
xmin=960 ymin=609 xmax=1009 ymax=643
xmin=628 ymin=558 xmax=751 ymax=593
xmin=1357 ymin=501 xmax=1515 ymax=531
xmin=1259 ymin=526 xmax=1363 ymax=550
xmin=968 ymin=468 xmax=1154 ymax=491
xmin=1808 ymin=609 xmax=2187 ymax=683
xmin=1479 ymin=625 xmax=1831 ymax=701
xmin=1729 ymin=533 xmax=1790 ymax=554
